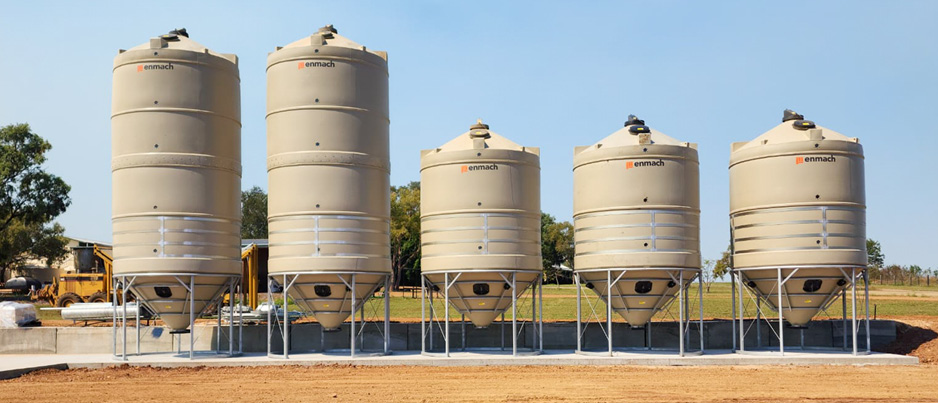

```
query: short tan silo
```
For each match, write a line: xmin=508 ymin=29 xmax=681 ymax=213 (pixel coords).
xmin=420 ymin=121 xmax=542 ymax=330
xmin=729 ymin=110 xmax=866 ymax=327
xmin=573 ymin=115 xmax=701 ymax=329
xmin=111 ymin=29 xmax=241 ymax=332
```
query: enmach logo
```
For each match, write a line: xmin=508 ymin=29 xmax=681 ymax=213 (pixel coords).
xmin=796 ymin=155 xmax=836 ymax=164
xmin=298 ymin=61 xmax=336 ymax=69
xmin=136 ymin=63 xmax=174 ymax=72
xmin=626 ymin=159 xmax=665 ymax=169
xmin=460 ymin=164 xmax=499 ymax=173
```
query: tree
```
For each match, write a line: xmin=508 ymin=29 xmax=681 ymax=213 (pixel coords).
xmin=541 ymin=213 xmax=574 ymax=285
xmin=390 ymin=182 xmax=421 ymax=289
xmin=0 ymin=123 xmax=71 ymax=282
xmin=0 ymin=221 xmax=70 ymax=280
xmin=713 ymin=246 xmax=732 ymax=278
xmin=701 ymin=259 xmax=716 ymax=292
xmin=240 ymin=186 xmax=268 ymax=239
xmin=910 ymin=265 xmax=923 ymax=285
xmin=883 ymin=264 xmax=904 ymax=285
xmin=866 ymin=239 xmax=885 ymax=282
xmin=703 ymin=246 xmax=733 ymax=293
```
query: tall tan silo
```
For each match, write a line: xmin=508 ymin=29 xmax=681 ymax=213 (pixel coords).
xmin=266 ymin=25 xmax=390 ymax=330
xmin=420 ymin=120 xmax=541 ymax=328
xmin=111 ymin=29 xmax=241 ymax=331
xmin=729 ymin=110 xmax=866 ymax=326
xmin=573 ymin=115 xmax=700 ymax=327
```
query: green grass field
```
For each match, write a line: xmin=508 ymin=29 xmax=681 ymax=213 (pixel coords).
xmin=17 ymin=282 xmax=938 ymax=324
xmin=377 ymin=282 xmax=938 ymax=322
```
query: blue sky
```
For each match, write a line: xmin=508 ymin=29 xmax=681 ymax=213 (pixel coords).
xmin=1 ymin=1 xmax=935 ymax=269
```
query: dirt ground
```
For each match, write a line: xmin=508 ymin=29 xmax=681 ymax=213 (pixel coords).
xmin=2 ymin=364 xmax=938 ymax=402
xmin=883 ymin=316 xmax=938 ymax=364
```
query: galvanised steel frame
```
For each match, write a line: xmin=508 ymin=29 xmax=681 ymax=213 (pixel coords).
xmin=112 ymin=273 xmax=243 ymax=360
xmin=574 ymin=267 xmax=704 ymax=357
xmin=266 ymin=271 xmax=390 ymax=359
xmin=730 ymin=265 xmax=870 ymax=355
xmin=420 ymin=270 xmax=543 ymax=357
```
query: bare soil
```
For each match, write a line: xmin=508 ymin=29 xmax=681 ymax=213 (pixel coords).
xmin=2 ymin=364 xmax=938 ymax=402
xmin=882 ymin=316 xmax=938 ymax=364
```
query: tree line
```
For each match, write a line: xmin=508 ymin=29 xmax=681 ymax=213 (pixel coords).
xmin=865 ymin=239 xmax=935 ymax=286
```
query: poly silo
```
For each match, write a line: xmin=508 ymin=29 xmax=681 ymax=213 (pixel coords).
xmin=111 ymin=28 xmax=242 ymax=355
xmin=729 ymin=110 xmax=869 ymax=354
xmin=266 ymin=25 xmax=391 ymax=356
xmin=573 ymin=115 xmax=702 ymax=355
xmin=420 ymin=120 xmax=542 ymax=356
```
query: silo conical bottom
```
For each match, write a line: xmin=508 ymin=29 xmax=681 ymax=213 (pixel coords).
xmin=126 ymin=275 xmax=233 ymax=331
xmin=578 ymin=269 xmax=697 ymax=328
xmin=741 ymin=267 xmax=850 ymax=327
xmin=275 ymin=272 xmax=387 ymax=330
xmin=423 ymin=271 xmax=539 ymax=328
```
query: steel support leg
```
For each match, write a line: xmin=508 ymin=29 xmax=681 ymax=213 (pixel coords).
xmin=238 ymin=284 xmax=243 ymax=354
xmin=420 ymin=275 xmax=426 ymax=354
xmin=573 ymin=273 xmax=583 ymax=352
xmin=360 ymin=286 xmax=365 ymax=350
xmin=606 ymin=270 xmax=613 ymax=357
xmin=679 ymin=270 xmax=685 ymax=357
xmin=189 ymin=276 xmax=195 ymax=360
xmin=135 ymin=288 xmax=141 ymax=355
xmin=539 ymin=274 xmax=544 ymax=352
xmin=122 ymin=283 xmax=128 ymax=361
xmin=512 ymin=273 xmax=517 ymax=356
xmin=428 ymin=277 xmax=434 ymax=352
xmin=737 ymin=271 xmax=745 ymax=352
xmin=385 ymin=276 xmax=390 ymax=355
xmin=266 ymin=280 xmax=272 ymax=357
xmin=730 ymin=271 xmax=736 ymax=352
xmin=350 ymin=274 xmax=356 ymax=358
xmin=777 ymin=269 xmax=784 ymax=356
xmin=444 ymin=273 xmax=449 ymax=357
xmin=698 ymin=272 xmax=704 ymax=353
xmin=216 ymin=295 xmax=222 ymax=354
xmin=864 ymin=269 xmax=871 ymax=353
xmin=283 ymin=275 xmax=290 ymax=359
xmin=500 ymin=312 xmax=505 ymax=351
xmin=112 ymin=278 xmax=117 ymax=358
xmin=852 ymin=268 xmax=858 ymax=355
xmin=531 ymin=274 xmax=537 ymax=350
xmin=228 ymin=279 xmax=235 ymax=356
xmin=842 ymin=286 xmax=848 ymax=351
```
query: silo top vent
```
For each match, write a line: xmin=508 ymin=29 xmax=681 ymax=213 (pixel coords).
xmin=469 ymin=119 xmax=491 ymax=138
xmin=318 ymin=24 xmax=338 ymax=35
xmin=166 ymin=28 xmax=188 ymax=38
xmin=782 ymin=109 xmax=804 ymax=122
xmin=624 ymin=114 xmax=645 ymax=127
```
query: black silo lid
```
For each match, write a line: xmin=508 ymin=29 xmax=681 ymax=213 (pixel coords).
xmin=782 ymin=109 xmax=804 ymax=122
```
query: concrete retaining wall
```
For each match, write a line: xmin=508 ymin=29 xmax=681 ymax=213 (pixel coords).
xmin=0 ymin=320 xmax=896 ymax=355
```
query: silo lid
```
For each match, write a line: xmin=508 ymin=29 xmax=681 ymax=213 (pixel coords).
xmin=733 ymin=110 xmax=856 ymax=153
xmin=124 ymin=28 xmax=235 ymax=62
xmin=433 ymin=119 xmax=531 ymax=153
xmin=582 ymin=115 xmax=692 ymax=151
xmin=278 ymin=24 xmax=384 ymax=57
